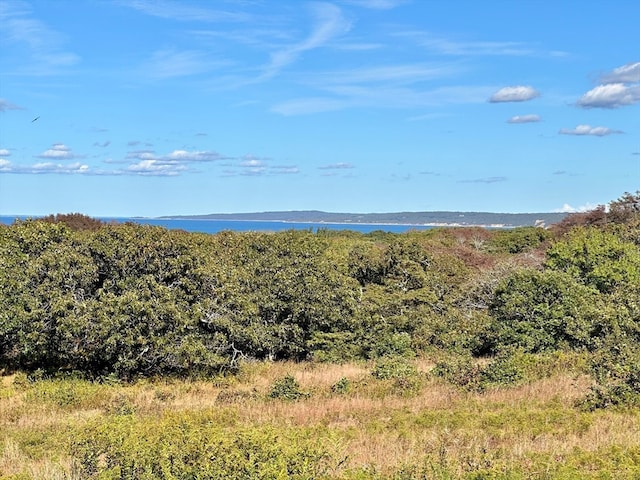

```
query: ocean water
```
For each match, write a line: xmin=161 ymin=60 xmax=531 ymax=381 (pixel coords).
xmin=0 ymin=215 xmax=435 ymax=234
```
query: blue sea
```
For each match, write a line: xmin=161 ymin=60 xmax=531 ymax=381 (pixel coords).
xmin=0 ymin=215 xmax=436 ymax=234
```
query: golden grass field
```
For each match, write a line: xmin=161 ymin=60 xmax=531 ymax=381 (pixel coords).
xmin=2 ymin=357 xmax=640 ymax=479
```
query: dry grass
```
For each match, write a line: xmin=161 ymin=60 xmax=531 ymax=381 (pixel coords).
xmin=1 ymin=360 xmax=639 ymax=478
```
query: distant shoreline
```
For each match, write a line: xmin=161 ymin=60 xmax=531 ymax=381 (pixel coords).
xmin=159 ymin=217 xmax=516 ymax=228
xmin=159 ymin=210 xmax=567 ymax=228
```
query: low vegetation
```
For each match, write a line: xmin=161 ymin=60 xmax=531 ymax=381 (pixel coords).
xmin=1 ymin=191 xmax=639 ymax=478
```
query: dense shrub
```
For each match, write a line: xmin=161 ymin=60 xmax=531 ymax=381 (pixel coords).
xmin=371 ymin=356 xmax=418 ymax=380
xmin=582 ymin=339 xmax=640 ymax=410
xmin=269 ymin=374 xmax=309 ymax=401
xmin=488 ymin=269 xmax=604 ymax=353
xmin=545 ymin=227 xmax=640 ymax=294
xmin=1 ymin=198 xmax=638 ymax=398
xmin=0 ymin=221 xmax=230 ymax=378
xmin=199 ymin=230 xmax=359 ymax=361
xmin=488 ymin=226 xmax=551 ymax=254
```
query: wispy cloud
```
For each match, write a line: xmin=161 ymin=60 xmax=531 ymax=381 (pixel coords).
xmin=489 ymin=86 xmax=540 ymax=103
xmin=312 ymin=63 xmax=459 ymax=85
xmin=559 ymin=124 xmax=623 ymax=136
xmin=118 ymin=0 xmax=250 ymax=22
xmin=271 ymin=165 xmax=300 ymax=174
xmin=459 ymin=176 xmax=507 ymax=184
xmin=1 ymin=0 xmax=80 ymax=75
xmin=272 ymin=85 xmax=494 ymax=115
xmin=0 ymin=149 xmax=11 ymax=157
xmin=236 ymin=158 xmax=268 ymax=175
xmin=259 ymin=3 xmax=351 ymax=80
xmin=0 ymin=99 xmax=24 ymax=111
xmin=345 ymin=0 xmax=408 ymax=9
xmin=507 ymin=114 xmax=541 ymax=124
xmin=319 ymin=162 xmax=354 ymax=169
xmin=142 ymin=48 xmax=228 ymax=79
xmin=400 ymin=31 xmax=537 ymax=57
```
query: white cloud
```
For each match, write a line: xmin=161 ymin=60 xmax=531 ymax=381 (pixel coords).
xmin=165 ymin=150 xmax=226 ymax=162
xmin=555 ymin=203 xmax=599 ymax=213
xmin=126 ymin=159 xmax=187 ymax=176
xmin=0 ymin=148 xmax=11 ymax=157
xmin=240 ymin=158 xmax=266 ymax=167
xmin=36 ymin=143 xmax=83 ymax=160
xmin=32 ymin=162 xmax=89 ymax=174
xmin=1 ymin=145 xmax=227 ymax=176
xmin=489 ymin=86 xmax=540 ymax=103
xmin=559 ymin=124 xmax=623 ymax=136
xmin=507 ymin=114 xmax=541 ymax=124
xmin=0 ymin=161 xmax=90 ymax=174
xmin=600 ymin=62 xmax=640 ymax=84
xmin=126 ymin=149 xmax=225 ymax=163
xmin=577 ymin=83 xmax=640 ymax=108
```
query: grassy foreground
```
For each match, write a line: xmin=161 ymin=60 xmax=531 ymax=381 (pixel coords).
xmin=1 ymin=357 xmax=639 ymax=479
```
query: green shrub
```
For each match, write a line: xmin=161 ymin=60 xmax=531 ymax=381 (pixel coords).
xmin=331 ymin=376 xmax=351 ymax=395
xmin=489 ymin=269 xmax=604 ymax=353
xmin=479 ymin=352 xmax=525 ymax=387
xmin=431 ymin=351 xmax=570 ymax=391
xmin=371 ymin=356 xmax=418 ymax=380
xmin=431 ymin=354 xmax=483 ymax=391
xmin=269 ymin=374 xmax=309 ymax=401
xmin=582 ymin=338 xmax=640 ymax=410
xmin=370 ymin=332 xmax=415 ymax=358
xmin=488 ymin=226 xmax=551 ymax=253
xmin=545 ymin=227 xmax=640 ymax=294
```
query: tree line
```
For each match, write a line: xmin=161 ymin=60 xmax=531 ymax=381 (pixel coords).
xmin=1 ymin=192 xmax=638 ymax=406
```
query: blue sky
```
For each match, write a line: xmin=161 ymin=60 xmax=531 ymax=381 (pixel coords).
xmin=1 ymin=0 xmax=638 ymax=217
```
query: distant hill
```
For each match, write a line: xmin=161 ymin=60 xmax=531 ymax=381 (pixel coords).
xmin=162 ymin=210 xmax=568 ymax=228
